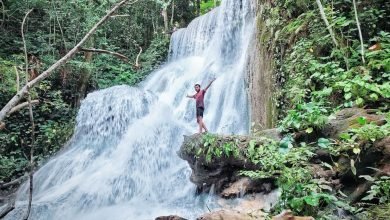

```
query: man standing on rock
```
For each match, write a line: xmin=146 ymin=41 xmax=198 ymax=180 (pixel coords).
xmin=187 ymin=78 xmax=216 ymax=134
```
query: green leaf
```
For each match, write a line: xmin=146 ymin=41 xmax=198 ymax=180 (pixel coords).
xmin=339 ymin=133 xmax=351 ymax=140
xmin=304 ymin=195 xmax=320 ymax=206
xmin=355 ymin=97 xmax=364 ymax=106
xmin=362 ymin=193 xmax=375 ymax=201
xmin=305 ymin=127 xmax=314 ymax=134
xmin=357 ymin=116 xmax=367 ymax=125
xmin=369 ymin=93 xmax=379 ymax=101
xmin=280 ymin=136 xmax=294 ymax=149
xmin=353 ymin=147 xmax=361 ymax=154
xmin=359 ymin=175 xmax=375 ymax=182
xmin=321 ymin=162 xmax=333 ymax=170
xmin=338 ymin=190 xmax=348 ymax=198
xmin=351 ymin=159 xmax=357 ymax=175
xmin=319 ymin=184 xmax=333 ymax=191
xmin=318 ymin=138 xmax=331 ymax=148
xmin=290 ymin=198 xmax=304 ymax=211
xmin=344 ymin=93 xmax=352 ymax=100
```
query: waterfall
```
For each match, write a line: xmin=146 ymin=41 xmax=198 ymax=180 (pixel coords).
xmin=4 ymin=0 xmax=256 ymax=219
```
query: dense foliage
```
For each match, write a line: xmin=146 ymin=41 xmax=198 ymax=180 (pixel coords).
xmin=263 ymin=0 xmax=390 ymax=218
xmin=197 ymin=0 xmax=390 ymax=218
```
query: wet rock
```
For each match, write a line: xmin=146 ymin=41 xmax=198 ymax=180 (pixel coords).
xmin=221 ymin=177 xmax=272 ymax=198
xmin=218 ymin=191 xmax=279 ymax=212
xmin=197 ymin=209 xmax=262 ymax=220
xmin=179 ymin=134 xmax=274 ymax=193
xmin=374 ymin=136 xmax=390 ymax=158
xmin=310 ymin=164 xmax=336 ymax=179
xmin=322 ymin=108 xmax=385 ymax=139
xmin=0 ymin=193 xmax=16 ymax=218
xmin=247 ymin=12 xmax=277 ymax=130
xmin=155 ymin=215 xmax=187 ymax=220
xmin=272 ymin=210 xmax=314 ymax=220
xmin=256 ymin=128 xmax=282 ymax=141
xmin=198 ymin=191 xmax=279 ymax=220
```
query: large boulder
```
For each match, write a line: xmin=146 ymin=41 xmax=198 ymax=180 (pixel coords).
xmin=179 ymin=134 xmax=275 ymax=193
xmin=155 ymin=215 xmax=187 ymax=220
xmin=272 ymin=210 xmax=314 ymax=220
xmin=197 ymin=191 xmax=279 ymax=220
xmin=197 ymin=209 xmax=262 ymax=220
xmin=374 ymin=136 xmax=390 ymax=158
xmin=322 ymin=108 xmax=385 ymax=139
xmin=221 ymin=177 xmax=272 ymax=198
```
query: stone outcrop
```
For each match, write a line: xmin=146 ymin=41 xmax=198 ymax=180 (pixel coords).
xmin=374 ymin=136 xmax=390 ymax=158
xmin=256 ymin=128 xmax=282 ymax=141
xmin=221 ymin=177 xmax=272 ymax=198
xmin=155 ymin=215 xmax=187 ymax=220
xmin=197 ymin=209 xmax=262 ymax=220
xmin=246 ymin=2 xmax=278 ymax=131
xmin=322 ymin=108 xmax=386 ymax=138
xmin=198 ymin=192 xmax=276 ymax=220
xmin=272 ymin=210 xmax=314 ymax=220
xmin=179 ymin=134 xmax=275 ymax=193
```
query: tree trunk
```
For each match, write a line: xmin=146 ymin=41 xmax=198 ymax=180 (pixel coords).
xmin=170 ymin=0 xmax=174 ymax=26
xmin=315 ymin=0 xmax=338 ymax=47
xmin=352 ymin=0 xmax=365 ymax=64
xmin=21 ymin=9 xmax=35 ymax=220
xmin=0 ymin=0 xmax=134 ymax=123
xmin=76 ymin=39 xmax=94 ymax=107
xmin=162 ymin=7 xmax=169 ymax=32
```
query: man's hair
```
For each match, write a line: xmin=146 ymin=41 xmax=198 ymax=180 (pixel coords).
xmin=194 ymin=84 xmax=201 ymax=87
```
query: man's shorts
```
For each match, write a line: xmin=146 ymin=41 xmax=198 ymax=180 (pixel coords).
xmin=196 ymin=107 xmax=204 ymax=118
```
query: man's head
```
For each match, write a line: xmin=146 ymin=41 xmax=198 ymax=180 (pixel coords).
xmin=194 ymin=84 xmax=201 ymax=92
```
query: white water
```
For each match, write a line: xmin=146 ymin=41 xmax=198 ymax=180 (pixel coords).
xmin=5 ymin=0 xmax=256 ymax=219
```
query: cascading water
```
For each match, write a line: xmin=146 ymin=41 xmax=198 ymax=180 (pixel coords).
xmin=4 ymin=0 xmax=257 ymax=219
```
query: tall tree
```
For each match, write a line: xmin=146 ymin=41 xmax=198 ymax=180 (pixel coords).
xmin=0 ymin=0 xmax=135 ymax=123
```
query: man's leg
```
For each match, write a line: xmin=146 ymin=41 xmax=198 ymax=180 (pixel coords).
xmin=201 ymin=118 xmax=208 ymax=133
xmin=197 ymin=116 xmax=203 ymax=134
xmin=198 ymin=117 xmax=208 ymax=133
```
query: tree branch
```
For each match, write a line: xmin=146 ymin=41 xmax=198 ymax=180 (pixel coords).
xmin=134 ymin=46 xmax=142 ymax=68
xmin=0 ymin=0 xmax=137 ymax=123
xmin=109 ymin=14 xmax=131 ymax=18
xmin=8 ymin=100 xmax=39 ymax=115
xmin=316 ymin=0 xmax=338 ymax=47
xmin=21 ymin=9 xmax=35 ymax=220
xmin=14 ymin=66 xmax=20 ymax=92
xmin=316 ymin=0 xmax=351 ymax=69
xmin=80 ymin=48 xmax=129 ymax=62
xmin=0 ymin=175 xmax=28 ymax=189
xmin=352 ymin=0 xmax=365 ymax=64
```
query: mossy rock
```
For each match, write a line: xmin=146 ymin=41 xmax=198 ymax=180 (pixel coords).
xmin=322 ymin=108 xmax=386 ymax=139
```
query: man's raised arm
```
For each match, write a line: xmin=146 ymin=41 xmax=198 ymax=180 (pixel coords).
xmin=204 ymin=78 xmax=216 ymax=91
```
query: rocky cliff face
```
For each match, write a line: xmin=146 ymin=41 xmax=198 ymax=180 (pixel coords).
xmin=178 ymin=133 xmax=278 ymax=193
xmin=246 ymin=2 xmax=278 ymax=130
